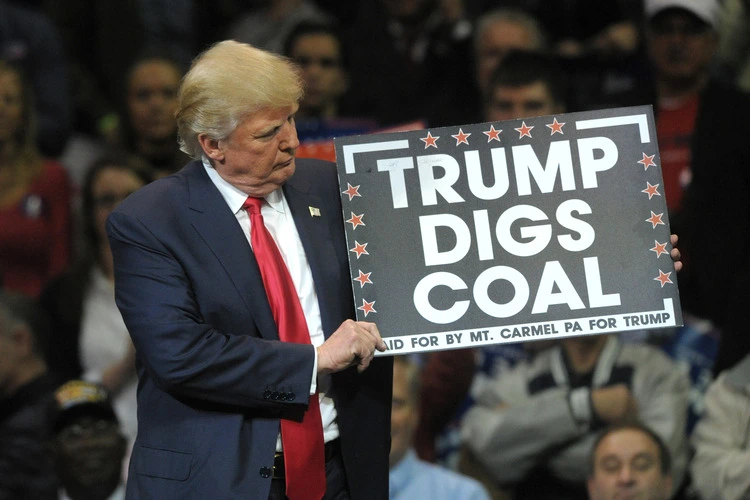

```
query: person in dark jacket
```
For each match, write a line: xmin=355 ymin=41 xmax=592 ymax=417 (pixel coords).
xmin=596 ymin=0 xmax=750 ymax=375
xmin=0 ymin=289 xmax=60 ymax=499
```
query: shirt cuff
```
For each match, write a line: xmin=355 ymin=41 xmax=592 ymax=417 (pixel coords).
xmin=310 ymin=345 xmax=318 ymax=395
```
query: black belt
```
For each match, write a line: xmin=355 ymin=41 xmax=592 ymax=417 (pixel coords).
xmin=272 ymin=439 xmax=340 ymax=480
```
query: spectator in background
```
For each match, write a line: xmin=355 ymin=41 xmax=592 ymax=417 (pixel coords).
xmin=414 ymin=347 xmax=476 ymax=465
xmin=227 ymin=0 xmax=333 ymax=55
xmin=41 ymin=155 xmax=152 ymax=446
xmin=461 ymin=334 xmax=690 ymax=499
xmin=0 ymin=0 xmax=71 ymax=157
xmin=639 ymin=0 xmax=725 ymax=216
xmin=282 ymin=21 xmax=380 ymax=151
xmin=42 ymin=0 xmax=143 ymax=144
xmin=121 ymin=55 xmax=190 ymax=178
xmin=390 ymin=356 xmax=490 ymax=500
xmin=283 ymin=22 xmax=350 ymax=121
xmin=51 ymin=380 xmax=128 ymax=500
xmin=0 ymin=60 xmax=72 ymax=298
xmin=0 ymin=289 xmax=59 ymax=499
xmin=473 ymin=8 xmax=547 ymax=100
xmin=484 ymin=50 xmax=567 ymax=122
xmin=587 ymin=423 xmax=673 ymax=500
xmin=43 ymin=0 xmax=218 ymax=144
xmin=623 ymin=0 xmax=750 ymax=375
xmin=342 ymin=0 xmax=476 ymax=127
xmin=690 ymin=352 xmax=750 ymax=500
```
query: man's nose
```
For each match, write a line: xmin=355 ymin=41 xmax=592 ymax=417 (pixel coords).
xmin=280 ymin=119 xmax=299 ymax=150
xmin=617 ymin=465 xmax=636 ymax=485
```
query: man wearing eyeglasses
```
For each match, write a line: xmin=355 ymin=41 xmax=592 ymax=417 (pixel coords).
xmin=606 ymin=0 xmax=750 ymax=377
xmin=283 ymin=23 xmax=350 ymax=121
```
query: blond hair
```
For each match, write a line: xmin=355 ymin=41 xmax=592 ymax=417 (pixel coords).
xmin=176 ymin=40 xmax=304 ymax=159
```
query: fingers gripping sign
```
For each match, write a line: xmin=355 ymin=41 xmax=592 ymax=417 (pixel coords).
xmin=317 ymin=320 xmax=388 ymax=375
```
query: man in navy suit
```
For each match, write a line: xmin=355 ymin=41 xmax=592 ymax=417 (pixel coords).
xmin=106 ymin=40 xmax=392 ymax=499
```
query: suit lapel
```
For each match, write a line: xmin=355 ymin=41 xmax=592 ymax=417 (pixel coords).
xmin=283 ymin=180 xmax=340 ymax=339
xmin=183 ymin=162 xmax=279 ymax=340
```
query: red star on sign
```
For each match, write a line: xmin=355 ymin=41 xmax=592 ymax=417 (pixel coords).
xmin=483 ymin=125 xmax=502 ymax=142
xmin=642 ymin=182 xmax=661 ymax=199
xmin=342 ymin=183 xmax=361 ymax=201
xmin=452 ymin=128 xmax=471 ymax=146
xmin=650 ymin=240 xmax=669 ymax=258
xmin=638 ymin=153 xmax=657 ymax=170
xmin=515 ymin=121 xmax=533 ymax=138
xmin=546 ymin=117 xmax=565 ymax=135
xmin=646 ymin=211 xmax=665 ymax=228
xmin=353 ymin=270 xmax=372 ymax=288
xmin=350 ymin=241 xmax=369 ymax=259
xmin=421 ymin=131 xmax=439 ymax=149
xmin=654 ymin=270 xmax=673 ymax=287
xmin=358 ymin=298 xmax=376 ymax=316
xmin=346 ymin=212 xmax=365 ymax=229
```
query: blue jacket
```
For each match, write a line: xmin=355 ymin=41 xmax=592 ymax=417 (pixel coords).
xmin=107 ymin=159 xmax=392 ymax=499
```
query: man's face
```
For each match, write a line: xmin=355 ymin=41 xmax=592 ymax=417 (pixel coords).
xmin=290 ymin=33 xmax=347 ymax=115
xmin=389 ymin=361 xmax=418 ymax=468
xmin=55 ymin=416 xmax=127 ymax=496
xmin=208 ymin=105 xmax=299 ymax=197
xmin=127 ymin=60 xmax=181 ymax=142
xmin=587 ymin=428 xmax=672 ymax=500
xmin=646 ymin=10 xmax=718 ymax=85
xmin=485 ymin=81 xmax=560 ymax=122
xmin=475 ymin=21 xmax=538 ymax=94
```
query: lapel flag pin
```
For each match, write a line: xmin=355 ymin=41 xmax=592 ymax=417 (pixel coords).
xmin=309 ymin=206 xmax=321 ymax=217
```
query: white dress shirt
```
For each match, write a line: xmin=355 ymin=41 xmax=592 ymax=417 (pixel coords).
xmin=203 ymin=159 xmax=339 ymax=448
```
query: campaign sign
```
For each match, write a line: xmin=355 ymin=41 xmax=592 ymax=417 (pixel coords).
xmin=335 ymin=106 xmax=682 ymax=355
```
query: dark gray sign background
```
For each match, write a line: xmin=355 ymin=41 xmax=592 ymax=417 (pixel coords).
xmin=335 ymin=106 xmax=682 ymax=348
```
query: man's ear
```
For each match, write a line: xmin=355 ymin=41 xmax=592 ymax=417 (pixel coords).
xmin=198 ymin=134 xmax=224 ymax=163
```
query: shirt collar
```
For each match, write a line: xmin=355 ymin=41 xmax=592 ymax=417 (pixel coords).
xmin=202 ymin=156 xmax=284 ymax=215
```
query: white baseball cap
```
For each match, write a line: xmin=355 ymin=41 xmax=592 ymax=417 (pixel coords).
xmin=644 ymin=0 xmax=721 ymax=30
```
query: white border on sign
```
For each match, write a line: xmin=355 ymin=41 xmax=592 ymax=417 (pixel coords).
xmin=376 ymin=298 xmax=676 ymax=356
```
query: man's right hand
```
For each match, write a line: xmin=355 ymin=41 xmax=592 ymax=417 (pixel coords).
xmin=591 ymin=384 xmax=639 ymax=424
xmin=317 ymin=319 xmax=387 ymax=375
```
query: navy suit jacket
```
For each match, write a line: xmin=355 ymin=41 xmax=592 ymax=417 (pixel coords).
xmin=107 ymin=159 xmax=392 ymax=499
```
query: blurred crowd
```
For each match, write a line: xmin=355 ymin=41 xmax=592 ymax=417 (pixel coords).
xmin=1 ymin=0 xmax=749 ymax=498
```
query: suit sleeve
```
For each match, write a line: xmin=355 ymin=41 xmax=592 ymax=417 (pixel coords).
xmin=107 ymin=209 xmax=315 ymax=411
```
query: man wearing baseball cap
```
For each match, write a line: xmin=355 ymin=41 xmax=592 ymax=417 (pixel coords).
xmin=52 ymin=380 xmax=128 ymax=500
xmin=635 ymin=0 xmax=750 ymax=378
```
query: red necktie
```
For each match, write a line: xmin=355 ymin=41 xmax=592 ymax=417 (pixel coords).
xmin=243 ymin=196 xmax=326 ymax=500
